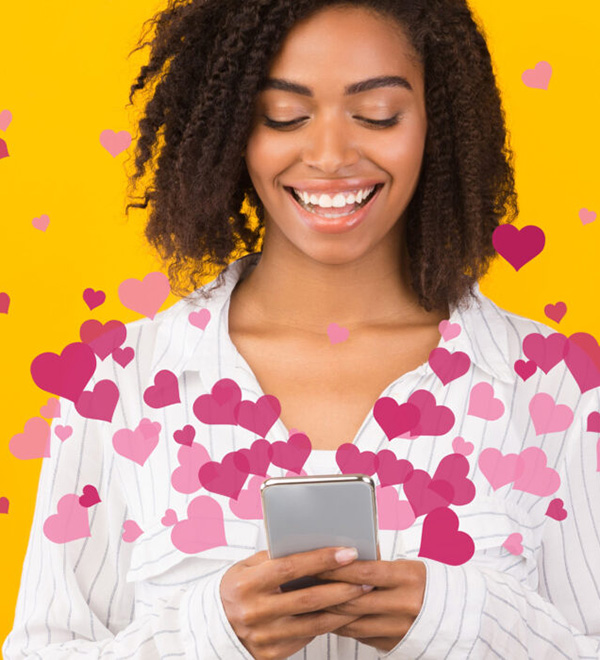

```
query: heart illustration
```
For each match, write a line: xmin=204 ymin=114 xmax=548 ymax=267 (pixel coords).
xmin=438 ymin=320 xmax=461 ymax=341
xmin=327 ymin=322 xmax=350 ymax=344
xmin=235 ymin=439 xmax=273 ymax=477
xmin=171 ymin=442 xmax=211 ymax=494
xmin=522 ymin=332 xmax=568 ymax=374
xmin=112 ymin=419 xmax=161 ymax=466
xmin=579 ymin=208 xmax=597 ymax=226
xmin=478 ymin=448 xmax=524 ymax=490
xmin=40 ymin=398 xmax=60 ymax=418
xmin=80 ymin=319 xmax=127 ymax=360
xmin=83 ymin=288 xmax=106 ymax=310
xmin=0 ymin=497 xmax=9 ymax=514
xmin=452 ymin=436 xmax=474 ymax=456
xmin=9 ymin=417 xmax=51 ymax=460
xmin=112 ymin=346 xmax=135 ymax=368
xmin=404 ymin=389 xmax=455 ymax=437
xmin=0 ymin=109 xmax=12 ymax=131
xmin=55 ymin=425 xmax=73 ymax=441
xmin=122 ymin=520 xmax=143 ymax=542
xmin=587 ymin=411 xmax=600 ymax=433
xmin=565 ymin=333 xmax=600 ymax=393
xmin=375 ymin=485 xmax=415 ymax=530
xmin=374 ymin=449 xmax=412 ymax=486
xmin=144 ymin=370 xmax=181 ymax=409
xmin=502 ymin=532 xmax=524 ymax=555
xmin=32 ymin=214 xmax=50 ymax=232
xmin=428 ymin=347 xmax=471 ymax=386
xmin=373 ymin=398 xmax=420 ymax=441
xmin=0 ymin=138 xmax=9 ymax=159
xmin=432 ymin=453 xmax=475 ymax=506
xmin=198 ymin=452 xmax=250 ymax=499
xmin=336 ymin=443 xmax=379 ymax=476
xmin=545 ymin=498 xmax=567 ymax=521
xmin=79 ymin=485 xmax=101 ymax=508
xmin=229 ymin=475 xmax=266 ymax=519
xmin=492 ymin=224 xmax=545 ymax=271
xmin=31 ymin=342 xmax=96 ymax=403
xmin=528 ymin=392 xmax=573 ymax=435
xmin=193 ymin=378 xmax=242 ymax=425
xmin=188 ymin=309 xmax=211 ymax=330
xmin=513 ymin=447 xmax=560 ymax=497
xmin=522 ymin=61 xmax=552 ymax=90
xmin=75 ymin=380 xmax=119 ymax=422
xmin=514 ymin=359 xmax=537 ymax=382
xmin=234 ymin=394 xmax=281 ymax=437
xmin=162 ymin=509 xmax=179 ymax=526
xmin=43 ymin=494 xmax=90 ymax=543
xmin=118 ymin=272 xmax=170 ymax=320
xmin=171 ymin=496 xmax=227 ymax=554
xmin=270 ymin=432 xmax=312 ymax=473
xmin=173 ymin=424 xmax=196 ymax=446
xmin=544 ymin=302 xmax=566 ymax=324
xmin=0 ymin=292 xmax=9 ymax=314
xmin=419 ymin=508 xmax=475 ymax=566
xmin=100 ymin=129 xmax=132 ymax=157
xmin=467 ymin=382 xmax=505 ymax=421
xmin=403 ymin=470 xmax=454 ymax=518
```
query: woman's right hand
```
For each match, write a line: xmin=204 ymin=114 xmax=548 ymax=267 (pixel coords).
xmin=220 ymin=546 xmax=372 ymax=660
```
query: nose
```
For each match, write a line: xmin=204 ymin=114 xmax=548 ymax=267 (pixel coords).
xmin=301 ymin=113 xmax=360 ymax=173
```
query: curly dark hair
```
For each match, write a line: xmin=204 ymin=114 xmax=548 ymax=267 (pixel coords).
xmin=124 ymin=0 xmax=518 ymax=313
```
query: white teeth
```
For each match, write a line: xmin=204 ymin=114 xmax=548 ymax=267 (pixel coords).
xmin=293 ymin=186 xmax=375 ymax=209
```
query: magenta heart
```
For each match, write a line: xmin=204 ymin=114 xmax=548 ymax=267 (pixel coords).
xmin=83 ymin=288 xmax=106 ymax=311
xmin=193 ymin=378 xmax=242 ymax=425
xmin=118 ymin=271 xmax=170 ymax=320
xmin=143 ymin=369 xmax=181 ymax=408
xmin=428 ymin=347 xmax=471 ymax=386
xmin=432 ymin=453 xmax=475 ymax=506
xmin=188 ymin=309 xmax=211 ymax=330
xmin=9 ymin=417 xmax=51 ymax=460
xmin=198 ymin=452 xmax=250 ymax=499
xmin=0 ymin=138 xmax=9 ymax=160
xmin=336 ymin=443 xmax=379 ymax=476
xmin=564 ymin=337 xmax=600 ymax=394
xmin=545 ymin=498 xmax=567 ymax=521
xmin=234 ymin=394 xmax=281 ymax=437
xmin=31 ymin=342 xmax=96 ymax=403
xmin=0 ymin=497 xmax=9 ymax=514
xmin=544 ymin=302 xmax=566 ymax=324
xmin=492 ymin=224 xmax=545 ymax=271
xmin=170 ymin=496 xmax=227 ymax=554
xmin=112 ymin=419 xmax=160 ymax=466
xmin=113 ymin=346 xmax=135 ymax=368
xmin=173 ymin=424 xmax=196 ymax=446
xmin=478 ymin=448 xmax=524 ymax=490
xmin=403 ymin=470 xmax=454 ymax=518
xmin=374 ymin=449 xmax=412 ymax=486
xmin=522 ymin=332 xmax=568 ymax=374
xmin=587 ymin=411 xmax=600 ymax=433
xmin=122 ymin=520 xmax=143 ymax=542
xmin=43 ymin=493 xmax=90 ymax=543
xmin=514 ymin=359 xmax=537 ymax=381
xmin=80 ymin=319 xmax=126 ymax=360
xmin=270 ymin=432 xmax=312 ymax=473
xmin=235 ymin=439 xmax=273 ymax=476
xmin=405 ymin=389 xmax=455 ymax=437
xmin=418 ymin=507 xmax=475 ymax=566
xmin=79 ymin=485 xmax=101 ymax=508
xmin=75 ymin=380 xmax=120 ymax=422
xmin=0 ymin=292 xmax=9 ymax=314
xmin=373 ymin=398 xmax=420 ymax=441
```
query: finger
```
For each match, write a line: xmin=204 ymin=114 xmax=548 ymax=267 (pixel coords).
xmin=333 ymin=613 xmax=411 ymax=639
xmin=320 ymin=589 xmax=379 ymax=616
xmin=270 ymin=581 xmax=370 ymax=617
xmin=280 ymin=611 xmax=361 ymax=641
xmin=241 ymin=550 xmax=270 ymax=567
xmin=315 ymin=559 xmax=395 ymax=587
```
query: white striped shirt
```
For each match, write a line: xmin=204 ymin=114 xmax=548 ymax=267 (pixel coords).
xmin=4 ymin=251 xmax=600 ymax=659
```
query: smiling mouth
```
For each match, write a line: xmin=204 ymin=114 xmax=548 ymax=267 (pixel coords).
xmin=284 ymin=184 xmax=383 ymax=218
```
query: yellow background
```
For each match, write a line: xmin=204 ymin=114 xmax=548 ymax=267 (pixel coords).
xmin=1 ymin=0 xmax=599 ymax=647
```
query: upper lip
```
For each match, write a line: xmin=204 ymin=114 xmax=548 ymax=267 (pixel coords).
xmin=284 ymin=180 xmax=384 ymax=195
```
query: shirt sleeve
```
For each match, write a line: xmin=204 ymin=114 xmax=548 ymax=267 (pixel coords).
xmin=2 ymin=391 xmax=255 ymax=660
xmin=379 ymin=388 xmax=600 ymax=660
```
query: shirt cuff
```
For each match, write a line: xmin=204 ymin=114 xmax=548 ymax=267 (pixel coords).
xmin=378 ymin=559 xmax=486 ymax=659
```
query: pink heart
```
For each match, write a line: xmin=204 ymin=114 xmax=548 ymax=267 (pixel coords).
xmin=0 ymin=497 xmax=9 ymax=514
xmin=0 ymin=137 xmax=8 ymax=159
xmin=0 ymin=292 xmax=9 ymax=314
xmin=171 ymin=442 xmax=211 ymax=494
xmin=513 ymin=447 xmax=560 ymax=496
xmin=528 ymin=392 xmax=573 ymax=435
xmin=80 ymin=319 xmax=127 ymax=361
xmin=327 ymin=322 xmax=350 ymax=344
xmin=428 ymin=347 xmax=471 ymax=386
xmin=438 ymin=320 xmax=461 ymax=341
xmin=193 ymin=378 xmax=242 ymax=425
xmin=597 ymin=439 xmax=600 ymax=473
xmin=418 ymin=508 xmax=475 ymax=566
xmin=122 ymin=520 xmax=143 ymax=542
xmin=514 ymin=359 xmax=537 ymax=381
xmin=502 ymin=532 xmax=524 ymax=555
xmin=31 ymin=342 xmax=96 ymax=403
xmin=374 ymin=449 xmax=412 ymax=486
xmin=234 ymin=394 xmax=281 ymax=437
xmin=565 ymin=333 xmax=600 ymax=394
xmin=492 ymin=224 xmax=545 ymax=271
xmin=32 ymin=214 xmax=50 ymax=232
xmin=522 ymin=332 xmax=568 ymax=374
xmin=375 ymin=485 xmax=415 ymax=530
xmin=40 ymin=397 xmax=61 ymax=418
xmin=403 ymin=470 xmax=454 ymax=518
xmin=336 ymin=443 xmax=379 ymax=476
xmin=112 ymin=346 xmax=135 ymax=368
xmin=270 ymin=432 xmax=312 ymax=473
xmin=404 ymin=389 xmax=455 ymax=437
xmin=143 ymin=369 xmax=181 ymax=409
xmin=173 ymin=424 xmax=196 ymax=446
xmin=55 ymin=425 xmax=73 ymax=441
xmin=9 ymin=417 xmax=51 ymax=460
xmin=79 ymin=485 xmax=101 ymax=508
xmin=171 ymin=495 xmax=227 ymax=554
xmin=112 ymin=419 xmax=161 ymax=466
xmin=75 ymin=380 xmax=120 ymax=422
xmin=452 ymin=436 xmax=473 ymax=456
xmin=188 ymin=309 xmax=211 ymax=330
xmin=478 ymin=448 xmax=524 ymax=490
xmin=229 ymin=475 xmax=266 ymax=519
xmin=0 ymin=109 xmax=12 ymax=131
xmin=522 ymin=61 xmax=552 ymax=90
xmin=43 ymin=494 xmax=90 ymax=543
xmin=118 ymin=272 xmax=170 ymax=320
xmin=545 ymin=498 xmax=567 ymax=521
xmin=235 ymin=439 xmax=273 ymax=477
xmin=467 ymin=382 xmax=505 ymax=421
xmin=544 ymin=302 xmax=567 ymax=324
xmin=587 ymin=411 xmax=600 ymax=433
xmin=198 ymin=452 xmax=250 ymax=499
xmin=579 ymin=208 xmax=597 ymax=225
xmin=373 ymin=398 xmax=420 ymax=441
xmin=83 ymin=288 xmax=106 ymax=310
xmin=99 ymin=129 xmax=132 ymax=157
xmin=432 ymin=454 xmax=475 ymax=506
xmin=161 ymin=508 xmax=178 ymax=526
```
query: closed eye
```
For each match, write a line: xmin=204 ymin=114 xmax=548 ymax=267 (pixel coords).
xmin=261 ymin=113 xmax=402 ymax=130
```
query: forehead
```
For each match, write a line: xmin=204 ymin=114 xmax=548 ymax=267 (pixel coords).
xmin=266 ymin=6 xmax=423 ymax=91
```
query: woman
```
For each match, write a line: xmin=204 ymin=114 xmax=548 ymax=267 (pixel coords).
xmin=4 ymin=0 xmax=600 ymax=658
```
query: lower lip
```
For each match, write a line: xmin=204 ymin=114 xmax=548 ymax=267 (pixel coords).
xmin=286 ymin=186 xmax=382 ymax=234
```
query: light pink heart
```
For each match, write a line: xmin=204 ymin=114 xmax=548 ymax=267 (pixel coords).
xmin=528 ymin=392 xmax=573 ymax=435
xmin=188 ymin=309 xmax=211 ymax=330
xmin=229 ymin=475 xmax=266 ymax=519
xmin=99 ymin=129 xmax=132 ymax=157
xmin=544 ymin=302 xmax=566 ymax=324
xmin=0 ymin=109 xmax=12 ymax=131
xmin=171 ymin=442 xmax=211 ymax=494
xmin=171 ymin=496 xmax=227 ymax=554
xmin=162 ymin=508 xmax=178 ymax=526
xmin=376 ymin=485 xmax=415 ymax=530
xmin=112 ymin=418 xmax=161 ymax=466
xmin=502 ymin=532 xmax=523 ymax=555
xmin=9 ymin=417 xmax=51 ymax=460
xmin=452 ymin=436 xmax=473 ymax=456
xmin=522 ymin=61 xmax=552 ymax=90
xmin=579 ymin=208 xmax=597 ymax=225
xmin=467 ymin=382 xmax=505 ymax=421
xmin=40 ymin=397 xmax=61 ymax=418
xmin=478 ymin=447 xmax=524 ymax=490
xmin=43 ymin=494 xmax=90 ymax=543
xmin=118 ymin=272 xmax=171 ymax=320
xmin=32 ymin=214 xmax=50 ymax=232
xmin=513 ymin=446 xmax=560 ymax=496
xmin=122 ymin=520 xmax=143 ymax=542
xmin=55 ymin=425 xmax=73 ymax=441
xmin=327 ymin=322 xmax=349 ymax=344
xmin=438 ymin=320 xmax=461 ymax=341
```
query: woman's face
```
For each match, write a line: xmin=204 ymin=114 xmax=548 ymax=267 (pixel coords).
xmin=244 ymin=5 xmax=427 ymax=266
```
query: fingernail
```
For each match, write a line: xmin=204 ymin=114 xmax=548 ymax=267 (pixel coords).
xmin=335 ymin=547 xmax=358 ymax=563
xmin=362 ymin=584 xmax=375 ymax=592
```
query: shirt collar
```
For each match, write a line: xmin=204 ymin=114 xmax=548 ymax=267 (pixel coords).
xmin=147 ymin=253 xmax=516 ymax=389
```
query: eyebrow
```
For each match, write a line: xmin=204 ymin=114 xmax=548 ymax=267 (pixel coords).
xmin=259 ymin=75 xmax=413 ymax=96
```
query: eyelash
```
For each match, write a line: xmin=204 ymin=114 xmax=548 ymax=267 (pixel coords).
xmin=262 ymin=113 xmax=401 ymax=130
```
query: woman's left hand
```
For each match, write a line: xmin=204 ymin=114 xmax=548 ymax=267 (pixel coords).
xmin=314 ymin=558 xmax=427 ymax=653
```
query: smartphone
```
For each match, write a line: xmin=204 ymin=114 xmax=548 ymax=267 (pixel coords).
xmin=260 ymin=474 xmax=380 ymax=592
